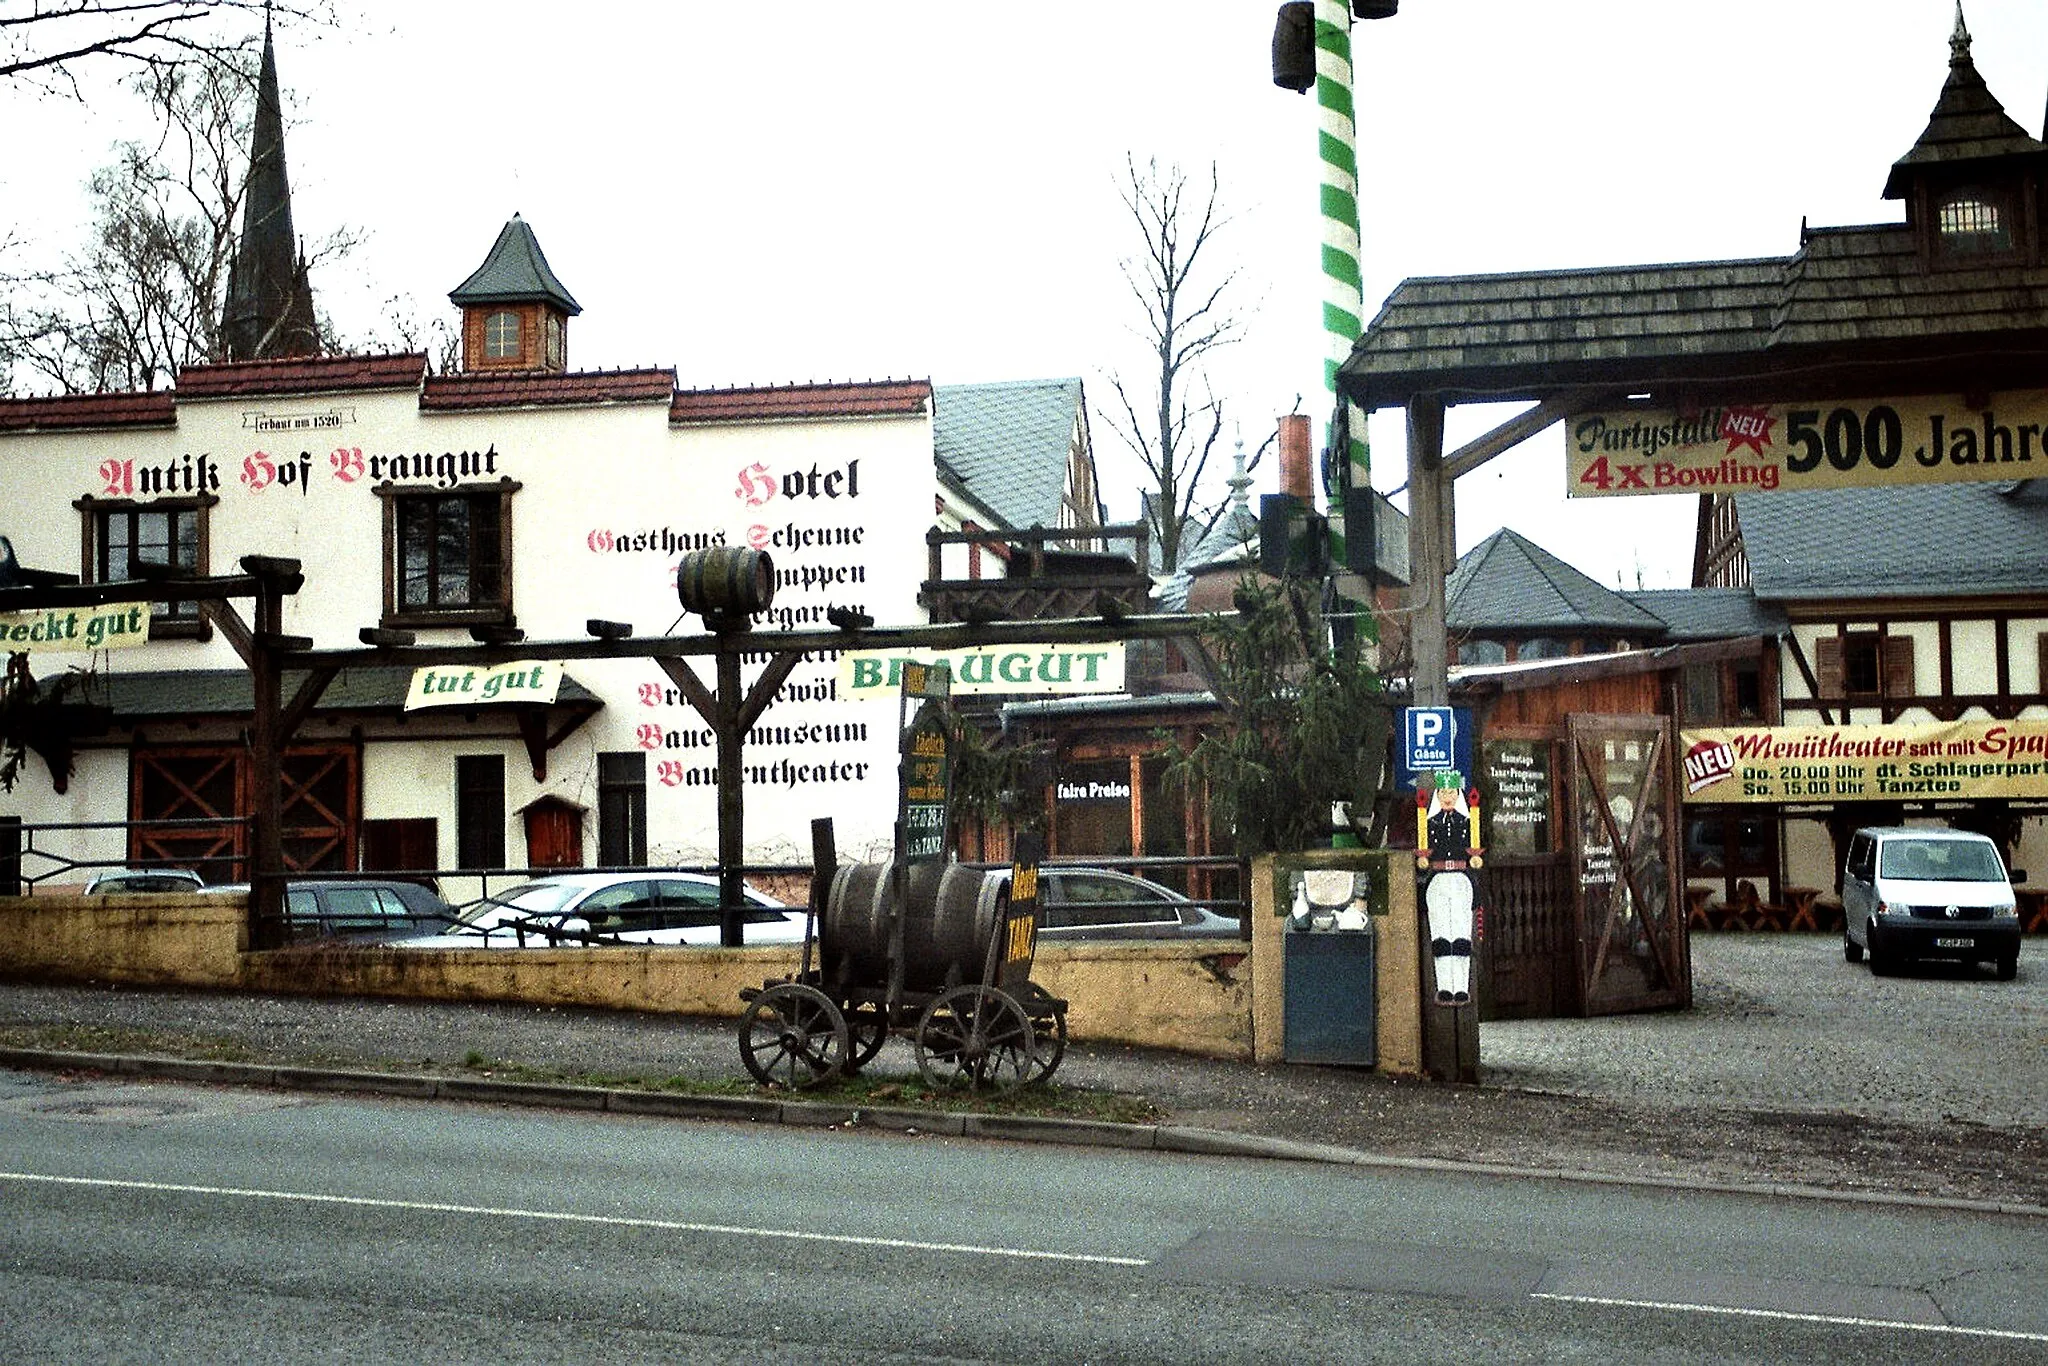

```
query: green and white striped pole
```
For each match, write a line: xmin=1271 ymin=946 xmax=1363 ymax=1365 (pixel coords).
xmin=1314 ymin=0 xmax=1377 ymax=643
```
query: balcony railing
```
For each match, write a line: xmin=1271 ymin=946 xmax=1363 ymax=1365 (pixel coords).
xmin=922 ymin=522 xmax=1152 ymax=625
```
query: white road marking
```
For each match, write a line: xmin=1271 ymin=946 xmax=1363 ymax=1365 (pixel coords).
xmin=1532 ymin=1291 xmax=2048 ymax=1343
xmin=0 ymin=1170 xmax=1150 ymax=1266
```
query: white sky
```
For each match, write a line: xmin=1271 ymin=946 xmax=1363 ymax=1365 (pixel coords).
xmin=5 ymin=0 xmax=2045 ymax=591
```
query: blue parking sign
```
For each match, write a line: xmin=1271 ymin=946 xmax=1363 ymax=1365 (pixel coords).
xmin=1403 ymin=707 xmax=1458 ymax=771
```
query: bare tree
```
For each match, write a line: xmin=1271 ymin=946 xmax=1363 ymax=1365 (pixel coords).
xmin=0 ymin=1 xmax=332 ymax=96
xmin=1 ymin=58 xmax=361 ymax=392
xmin=1102 ymin=155 xmax=1250 ymax=576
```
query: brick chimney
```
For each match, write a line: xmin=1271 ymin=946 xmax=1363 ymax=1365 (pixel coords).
xmin=1277 ymin=413 xmax=1313 ymax=500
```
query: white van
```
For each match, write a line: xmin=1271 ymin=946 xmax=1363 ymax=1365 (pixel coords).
xmin=1840 ymin=826 xmax=2022 ymax=980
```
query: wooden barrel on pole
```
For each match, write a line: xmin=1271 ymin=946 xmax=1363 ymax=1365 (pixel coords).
xmin=677 ymin=547 xmax=775 ymax=630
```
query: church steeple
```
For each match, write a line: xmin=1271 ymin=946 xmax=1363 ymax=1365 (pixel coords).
xmin=220 ymin=13 xmax=319 ymax=361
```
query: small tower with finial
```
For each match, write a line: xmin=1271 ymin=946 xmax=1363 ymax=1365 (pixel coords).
xmin=448 ymin=214 xmax=582 ymax=373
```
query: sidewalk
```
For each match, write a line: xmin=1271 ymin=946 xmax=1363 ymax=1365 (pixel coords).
xmin=2 ymin=935 xmax=2042 ymax=1214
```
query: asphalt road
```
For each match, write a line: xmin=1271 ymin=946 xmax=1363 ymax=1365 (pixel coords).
xmin=1 ymin=1072 xmax=2042 ymax=1363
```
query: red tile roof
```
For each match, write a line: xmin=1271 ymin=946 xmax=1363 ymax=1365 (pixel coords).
xmin=421 ymin=368 xmax=678 ymax=411
xmin=176 ymin=352 xmax=429 ymax=398
xmin=0 ymin=390 xmax=177 ymax=432
xmin=669 ymin=379 xmax=932 ymax=425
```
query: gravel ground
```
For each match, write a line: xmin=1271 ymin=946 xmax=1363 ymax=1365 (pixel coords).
xmin=2 ymin=934 xmax=2042 ymax=1207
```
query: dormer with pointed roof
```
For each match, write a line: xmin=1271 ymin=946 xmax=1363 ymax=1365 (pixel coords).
xmin=449 ymin=214 xmax=582 ymax=373
xmin=220 ymin=15 xmax=319 ymax=361
xmin=1883 ymin=5 xmax=2048 ymax=270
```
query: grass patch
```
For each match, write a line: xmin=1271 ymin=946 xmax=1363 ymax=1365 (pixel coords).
xmin=0 ymin=1026 xmax=1158 ymax=1124
xmin=0 ymin=1022 xmax=263 ymax=1063
xmin=437 ymin=1053 xmax=1157 ymax=1123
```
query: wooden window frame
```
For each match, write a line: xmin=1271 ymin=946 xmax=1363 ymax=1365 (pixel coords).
xmin=483 ymin=309 xmax=523 ymax=361
xmin=1816 ymin=630 xmax=1915 ymax=704
xmin=455 ymin=754 xmax=506 ymax=870
xmin=376 ymin=478 xmax=520 ymax=629
xmin=597 ymin=751 xmax=647 ymax=867
xmin=74 ymin=493 xmax=218 ymax=640
xmin=1934 ymin=187 xmax=2015 ymax=262
xmin=543 ymin=312 xmax=565 ymax=370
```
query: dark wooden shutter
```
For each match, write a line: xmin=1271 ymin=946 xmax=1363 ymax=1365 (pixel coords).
xmin=1814 ymin=636 xmax=1843 ymax=697
xmin=1882 ymin=637 xmax=1916 ymax=699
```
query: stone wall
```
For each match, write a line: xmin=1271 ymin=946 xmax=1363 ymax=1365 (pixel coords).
xmin=0 ymin=891 xmax=1261 ymax=1060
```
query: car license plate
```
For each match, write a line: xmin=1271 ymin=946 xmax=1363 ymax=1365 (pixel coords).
xmin=1933 ymin=936 xmax=1973 ymax=949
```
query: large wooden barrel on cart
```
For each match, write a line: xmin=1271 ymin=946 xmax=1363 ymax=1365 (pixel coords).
xmin=823 ymin=861 xmax=1030 ymax=993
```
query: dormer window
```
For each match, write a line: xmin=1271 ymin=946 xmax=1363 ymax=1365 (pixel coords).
xmin=1934 ymin=188 xmax=2015 ymax=260
xmin=483 ymin=310 xmax=522 ymax=361
xmin=544 ymin=313 xmax=564 ymax=370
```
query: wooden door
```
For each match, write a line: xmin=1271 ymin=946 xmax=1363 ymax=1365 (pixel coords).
xmin=1566 ymin=715 xmax=1691 ymax=1015
xmin=523 ymin=797 xmax=584 ymax=869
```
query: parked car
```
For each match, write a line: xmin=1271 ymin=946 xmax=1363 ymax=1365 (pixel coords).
xmin=1034 ymin=868 xmax=1241 ymax=940
xmin=390 ymin=872 xmax=804 ymax=948
xmin=283 ymin=880 xmax=458 ymax=943
xmin=206 ymin=879 xmax=459 ymax=943
xmin=83 ymin=868 xmax=206 ymax=895
xmin=1841 ymin=826 xmax=2022 ymax=980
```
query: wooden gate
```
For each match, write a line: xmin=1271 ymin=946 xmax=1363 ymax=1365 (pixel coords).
xmin=1475 ymin=856 xmax=1576 ymax=1019
xmin=1565 ymin=714 xmax=1691 ymax=1015
xmin=131 ymin=744 xmax=357 ymax=881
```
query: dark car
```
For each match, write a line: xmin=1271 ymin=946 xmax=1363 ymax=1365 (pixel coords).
xmin=1034 ymin=868 xmax=1241 ymax=940
xmin=281 ymin=880 xmax=458 ymax=943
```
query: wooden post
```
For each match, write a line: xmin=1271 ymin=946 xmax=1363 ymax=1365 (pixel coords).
xmin=1404 ymin=395 xmax=1478 ymax=1082
xmin=715 ymin=641 xmax=746 ymax=947
xmin=248 ymin=573 xmax=286 ymax=950
xmin=1406 ymin=395 xmax=1449 ymax=708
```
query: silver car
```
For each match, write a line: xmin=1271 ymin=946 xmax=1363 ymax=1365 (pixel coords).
xmin=1841 ymin=826 xmax=2022 ymax=980
xmin=1034 ymin=868 xmax=1242 ymax=940
xmin=392 ymin=872 xmax=803 ymax=948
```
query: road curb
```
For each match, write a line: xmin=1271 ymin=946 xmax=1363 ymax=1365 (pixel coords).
xmin=4 ymin=1046 xmax=2042 ymax=1220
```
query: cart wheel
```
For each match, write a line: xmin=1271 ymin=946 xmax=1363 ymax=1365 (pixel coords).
xmin=915 ymin=986 xmax=1036 ymax=1092
xmin=842 ymin=1003 xmax=890 ymax=1075
xmin=1013 ymin=983 xmax=1067 ymax=1086
xmin=739 ymin=983 xmax=850 ymax=1090
xmin=1025 ymin=1002 xmax=1067 ymax=1086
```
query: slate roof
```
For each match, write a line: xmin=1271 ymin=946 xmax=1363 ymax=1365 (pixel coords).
xmin=422 ymin=368 xmax=676 ymax=411
xmin=448 ymin=215 xmax=581 ymax=315
xmin=1445 ymin=528 xmax=1666 ymax=633
xmin=667 ymin=379 xmax=931 ymax=425
xmin=176 ymin=353 xmax=428 ymax=399
xmin=1622 ymin=587 xmax=1787 ymax=640
xmin=1343 ymin=25 xmax=2048 ymax=408
xmin=932 ymin=379 xmax=1082 ymax=530
xmin=0 ymin=391 xmax=176 ymax=432
xmin=1732 ymin=480 xmax=2048 ymax=601
xmin=93 ymin=667 xmax=599 ymax=718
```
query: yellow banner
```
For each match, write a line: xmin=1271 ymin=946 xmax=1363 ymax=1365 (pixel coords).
xmin=405 ymin=661 xmax=561 ymax=710
xmin=0 ymin=602 xmax=149 ymax=652
xmin=1566 ymin=390 xmax=2048 ymax=496
xmin=1680 ymin=721 xmax=2048 ymax=803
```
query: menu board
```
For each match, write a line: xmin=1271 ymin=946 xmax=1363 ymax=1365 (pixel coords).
xmin=1482 ymin=738 xmax=1551 ymax=857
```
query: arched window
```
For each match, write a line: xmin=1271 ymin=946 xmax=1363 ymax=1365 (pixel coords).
xmin=483 ymin=310 xmax=522 ymax=361
xmin=1936 ymin=190 xmax=2012 ymax=257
